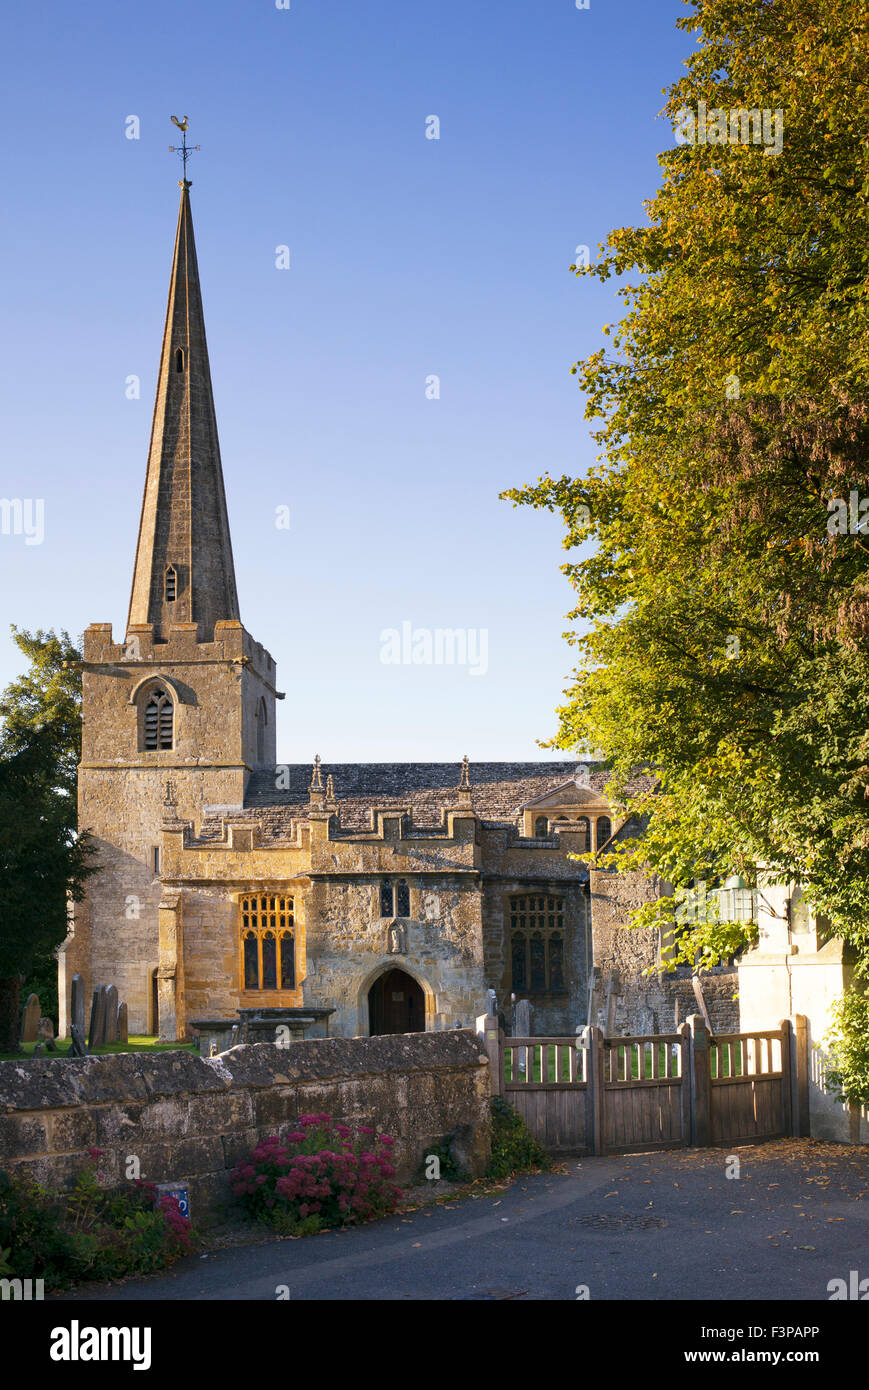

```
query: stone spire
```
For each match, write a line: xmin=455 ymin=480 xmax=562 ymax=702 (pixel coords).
xmin=127 ymin=181 xmax=240 ymax=643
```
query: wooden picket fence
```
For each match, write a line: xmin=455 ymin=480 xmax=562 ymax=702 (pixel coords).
xmin=478 ymin=1015 xmax=808 ymax=1156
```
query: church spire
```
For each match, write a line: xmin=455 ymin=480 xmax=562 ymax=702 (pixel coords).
xmin=127 ymin=174 xmax=240 ymax=643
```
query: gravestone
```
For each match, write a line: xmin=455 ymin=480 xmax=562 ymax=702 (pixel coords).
xmin=70 ymin=1025 xmax=88 ymax=1057
xmin=88 ymin=987 xmax=107 ymax=1048
xmin=70 ymin=974 xmax=86 ymax=1036
xmin=513 ymin=997 xmax=532 ymax=1038
xmin=117 ymin=1002 xmax=128 ymax=1045
xmin=37 ymin=1018 xmax=57 ymax=1052
xmin=20 ymin=993 xmax=40 ymax=1043
xmin=33 ymin=1042 xmax=44 ymax=1057
xmin=104 ymin=985 xmax=119 ymax=1043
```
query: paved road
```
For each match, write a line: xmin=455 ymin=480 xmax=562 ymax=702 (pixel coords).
xmin=57 ymin=1141 xmax=869 ymax=1301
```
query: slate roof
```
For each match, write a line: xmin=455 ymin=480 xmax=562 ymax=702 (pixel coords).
xmin=194 ymin=760 xmax=623 ymax=843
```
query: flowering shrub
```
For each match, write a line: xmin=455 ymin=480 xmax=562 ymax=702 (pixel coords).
xmin=231 ymin=1115 xmax=402 ymax=1233
xmin=0 ymin=1156 xmax=193 ymax=1288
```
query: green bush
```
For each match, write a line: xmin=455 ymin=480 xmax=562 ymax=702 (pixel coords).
xmin=419 ymin=1139 xmax=461 ymax=1183
xmin=824 ymin=988 xmax=869 ymax=1108
xmin=0 ymin=1157 xmax=193 ymax=1289
xmin=488 ymin=1096 xmax=553 ymax=1179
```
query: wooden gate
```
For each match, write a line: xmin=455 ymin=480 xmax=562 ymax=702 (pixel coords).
xmin=490 ymin=1016 xmax=803 ymax=1157
xmin=600 ymin=1031 xmax=689 ymax=1154
xmin=503 ymin=1037 xmax=591 ymax=1153
xmin=707 ymin=1028 xmax=792 ymax=1144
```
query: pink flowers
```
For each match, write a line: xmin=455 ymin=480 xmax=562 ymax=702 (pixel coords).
xmin=229 ymin=1117 xmax=403 ymax=1232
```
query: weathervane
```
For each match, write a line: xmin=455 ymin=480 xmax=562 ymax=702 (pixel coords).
xmin=168 ymin=115 xmax=200 ymax=184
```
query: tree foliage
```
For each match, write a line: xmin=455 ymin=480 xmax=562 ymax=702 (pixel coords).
xmin=0 ymin=629 xmax=93 ymax=1050
xmin=502 ymin=0 xmax=869 ymax=1090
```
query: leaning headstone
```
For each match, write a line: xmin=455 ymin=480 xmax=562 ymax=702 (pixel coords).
xmin=104 ymin=985 xmax=119 ymax=1043
xmin=88 ymin=987 xmax=107 ymax=1048
xmin=70 ymin=974 xmax=86 ymax=1036
xmin=37 ymin=1018 xmax=57 ymax=1052
xmin=20 ymin=993 xmax=40 ymax=1043
xmin=117 ymin=1002 xmax=128 ymax=1045
xmin=513 ymin=997 xmax=532 ymax=1038
xmin=70 ymin=1024 xmax=89 ymax=1057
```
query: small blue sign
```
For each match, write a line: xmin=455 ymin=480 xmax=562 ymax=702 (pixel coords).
xmin=157 ymin=1184 xmax=190 ymax=1219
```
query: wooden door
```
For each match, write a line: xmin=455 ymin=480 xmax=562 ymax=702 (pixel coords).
xmin=368 ymin=969 xmax=425 ymax=1035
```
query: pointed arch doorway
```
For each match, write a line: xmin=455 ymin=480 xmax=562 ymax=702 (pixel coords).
xmin=368 ymin=967 xmax=425 ymax=1036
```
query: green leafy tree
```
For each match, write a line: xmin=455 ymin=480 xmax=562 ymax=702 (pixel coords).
xmin=0 ymin=629 xmax=92 ymax=1049
xmin=503 ymin=0 xmax=869 ymax=1095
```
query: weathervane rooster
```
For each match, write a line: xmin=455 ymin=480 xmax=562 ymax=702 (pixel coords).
xmin=168 ymin=116 xmax=199 ymax=181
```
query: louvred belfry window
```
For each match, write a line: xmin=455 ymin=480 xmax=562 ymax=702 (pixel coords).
xmin=241 ymin=894 xmax=295 ymax=991
xmin=144 ymin=690 xmax=174 ymax=750
xmin=509 ymin=894 xmax=566 ymax=995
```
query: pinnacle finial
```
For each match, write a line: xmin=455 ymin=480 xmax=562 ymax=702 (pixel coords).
xmin=326 ymin=774 xmax=336 ymax=801
xmin=309 ymin=754 xmax=324 ymax=792
xmin=459 ymin=754 xmax=471 ymax=790
xmin=163 ymin=779 xmax=176 ymax=808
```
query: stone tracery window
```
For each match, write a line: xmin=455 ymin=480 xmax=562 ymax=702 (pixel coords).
xmin=241 ymin=894 xmax=295 ymax=991
xmin=509 ymin=894 xmax=565 ymax=994
xmin=380 ymin=879 xmax=411 ymax=918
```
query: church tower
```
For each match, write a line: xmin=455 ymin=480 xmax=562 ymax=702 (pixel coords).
xmin=61 ymin=175 xmax=279 ymax=1038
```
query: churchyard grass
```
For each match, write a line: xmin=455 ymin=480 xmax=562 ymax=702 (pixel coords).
xmin=0 ymin=1035 xmax=198 ymax=1063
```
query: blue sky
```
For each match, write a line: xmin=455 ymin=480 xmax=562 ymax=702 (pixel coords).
xmin=0 ymin=0 xmax=689 ymax=762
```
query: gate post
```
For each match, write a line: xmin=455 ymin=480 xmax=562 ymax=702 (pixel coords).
xmin=688 ymin=1014 xmax=711 ymax=1147
xmin=779 ymin=1017 xmax=794 ymax=1137
xmin=586 ymin=1025 xmax=604 ymax=1156
xmin=476 ymin=1014 xmax=503 ymax=1097
xmin=678 ymin=1021 xmax=692 ymax=1146
xmin=793 ymin=1014 xmax=810 ymax=1137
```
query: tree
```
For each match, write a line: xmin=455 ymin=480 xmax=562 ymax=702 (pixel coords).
xmin=0 ymin=731 xmax=95 ymax=1052
xmin=0 ymin=627 xmax=82 ymax=799
xmin=502 ymin=0 xmax=869 ymax=1092
xmin=0 ymin=629 xmax=91 ymax=1049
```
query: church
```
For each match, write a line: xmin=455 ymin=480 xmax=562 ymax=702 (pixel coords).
xmin=58 ymin=178 xmax=740 ymax=1044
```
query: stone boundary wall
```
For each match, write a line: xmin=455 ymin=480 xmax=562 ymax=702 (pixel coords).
xmin=0 ymin=1032 xmax=491 ymax=1222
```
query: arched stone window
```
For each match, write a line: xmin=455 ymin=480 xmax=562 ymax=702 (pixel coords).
xmin=175 ymin=347 xmax=184 ymax=373
xmin=577 ymin=817 xmax=591 ymax=853
xmin=143 ymin=689 xmax=174 ymax=750
xmin=509 ymin=894 xmax=566 ymax=995
xmin=241 ymin=894 xmax=295 ymax=991
xmin=534 ymin=816 xmax=548 ymax=838
xmin=596 ymin=816 xmax=612 ymax=850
